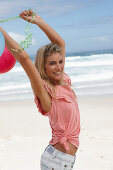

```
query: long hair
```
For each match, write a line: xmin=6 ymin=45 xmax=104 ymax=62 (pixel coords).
xmin=34 ymin=43 xmax=62 ymax=84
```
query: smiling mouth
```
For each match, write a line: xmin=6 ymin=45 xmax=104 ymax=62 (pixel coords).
xmin=54 ymin=72 xmax=61 ymax=75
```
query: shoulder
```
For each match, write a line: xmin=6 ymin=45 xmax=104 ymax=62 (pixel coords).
xmin=62 ymin=73 xmax=71 ymax=86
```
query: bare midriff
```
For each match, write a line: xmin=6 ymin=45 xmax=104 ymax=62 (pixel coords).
xmin=53 ymin=141 xmax=77 ymax=156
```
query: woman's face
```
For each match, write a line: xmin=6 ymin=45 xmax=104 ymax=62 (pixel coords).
xmin=44 ymin=53 xmax=64 ymax=85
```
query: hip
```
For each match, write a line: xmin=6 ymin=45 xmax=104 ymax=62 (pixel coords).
xmin=53 ymin=141 xmax=78 ymax=156
xmin=41 ymin=145 xmax=76 ymax=170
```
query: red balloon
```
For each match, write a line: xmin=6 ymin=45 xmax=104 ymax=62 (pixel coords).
xmin=0 ymin=47 xmax=16 ymax=74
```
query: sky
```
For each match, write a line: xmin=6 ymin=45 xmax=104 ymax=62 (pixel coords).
xmin=0 ymin=0 xmax=113 ymax=55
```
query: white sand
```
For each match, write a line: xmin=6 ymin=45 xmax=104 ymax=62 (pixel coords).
xmin=0 ymin=96 xmax=113 ymax=170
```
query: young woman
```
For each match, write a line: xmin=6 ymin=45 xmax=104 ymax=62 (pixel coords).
xmin=0 ymin=10 xmax=80 ymax=170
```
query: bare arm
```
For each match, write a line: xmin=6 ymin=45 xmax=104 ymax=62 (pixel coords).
xmin=0 ymin=27 xmax=51 ymax=112
xmin=20 ymin=10 xmax=65 ymax=60
xmin=0 ymin=10 xmax=65 ymax=112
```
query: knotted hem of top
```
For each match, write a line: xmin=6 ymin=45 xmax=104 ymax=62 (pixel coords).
xmin=60 ymin=136 xmax=70 ymax=151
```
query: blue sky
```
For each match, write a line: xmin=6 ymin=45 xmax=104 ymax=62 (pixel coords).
xmin=0 ymin=0 xmax=113 ymax=55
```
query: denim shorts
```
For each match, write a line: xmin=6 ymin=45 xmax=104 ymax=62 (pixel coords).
xmin=40 ymin=145 xmax=76 ymax=170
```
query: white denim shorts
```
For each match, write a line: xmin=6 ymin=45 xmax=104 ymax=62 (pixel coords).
xmin=41 ymin=145 xmax=76 ymax=170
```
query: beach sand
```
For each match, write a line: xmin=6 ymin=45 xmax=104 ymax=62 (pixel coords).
xmin=0 ymin=96 xmax=113 ymax=170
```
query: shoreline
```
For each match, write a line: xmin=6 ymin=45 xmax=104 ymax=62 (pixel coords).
xmin=0 ymin=93 xmax=113 ymax=103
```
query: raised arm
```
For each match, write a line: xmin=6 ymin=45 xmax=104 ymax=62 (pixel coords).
xmin=0 ymin=10 xmax=65 ymax=112
xmin=0 ymin=27 xmax=51 ymax=112
xmin=20 ymin=10 xmax=65 ymax=60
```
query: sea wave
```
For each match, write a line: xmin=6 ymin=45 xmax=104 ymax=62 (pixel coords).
xmin=65 ymin=59 xmax=113 ymax=68
xmin=0 ymin=83 xmax=31 ymax=92
xmin=70 ymin=71 xmax=113 ymax=82
xmin=0 ymin=52 xmax=113 ymax=100
xmin=9 ymin=66 xmax=24 ymax=73
xmin=66 ymin=53 xmax=113 ymax=61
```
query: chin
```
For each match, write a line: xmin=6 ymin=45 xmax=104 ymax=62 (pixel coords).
xmin=49 ymin=76 xmax=62 ymax=85
xmin=54 ymin=76 xmax=63 ymax=83
xmin=54 ymin=75 xmax=63 ymax=81
xmin=48 ymin=73 xmax=63 ymax=84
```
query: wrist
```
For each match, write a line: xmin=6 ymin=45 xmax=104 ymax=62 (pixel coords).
xmin=0 ymin=27 xmax=2 ymax=31
xmin=34 ymin=15 xmax=41 ymax=25
xmin=34 ymin=15 xmax=45 ymax=27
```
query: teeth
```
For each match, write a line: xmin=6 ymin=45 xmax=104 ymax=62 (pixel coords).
xmin=55 ymin=72 xmax=61 ymax=75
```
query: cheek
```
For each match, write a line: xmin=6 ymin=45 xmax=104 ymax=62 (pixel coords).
xmin=62 ymin=64 xmax=65 ymax=69
xmin=48 ymin=67 xmax=56 ymax=76
xmin=45 ymin=65 xmax=54 ymax=75
xmin=60 ymin=63 xmax=64 ymax=71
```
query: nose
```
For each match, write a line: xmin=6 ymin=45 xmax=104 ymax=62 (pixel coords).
xmin=56 ymin=64 xmax=61 ymax=71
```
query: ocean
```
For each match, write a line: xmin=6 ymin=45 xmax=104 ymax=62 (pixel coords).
xmin=0 ymin=49 xmax=113 ymax=101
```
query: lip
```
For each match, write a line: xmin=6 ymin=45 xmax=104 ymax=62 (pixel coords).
xmin=53 ymin=72 xmax=63 ymax=79
xmin=55 ymin=72 xmax=61 ymax=74
xmin=54 ymin=72 xmax=61 ymax=75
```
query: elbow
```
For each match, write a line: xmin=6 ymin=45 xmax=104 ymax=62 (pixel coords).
xmin=62 ymin=39 xmax=65 ymax=47
xmin=59 ymin=39 xmax=65 ymax=50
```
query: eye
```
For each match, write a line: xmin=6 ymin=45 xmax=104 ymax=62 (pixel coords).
xmin=59 ymin=60 xmax=63 ymax=64
xmin=49 ymin=61 xmax=56 ymax=65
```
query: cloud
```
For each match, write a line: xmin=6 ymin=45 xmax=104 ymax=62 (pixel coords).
xmin=80 ymin=15 xmax=113 ymax=28
xmin=0 ymin=1 xmax=71 ymax=18
xmin=0 ymin=0 xmax=92 ymax=18
xmin=8 ymin=32 xmax=36 ymax=45
xmin=87 ymin=36 xmax=110 ymax=42
xmin=38 ymin=4 xmax=76 ymax=16
xmin=62 ymin=15 xmax=113 ymax=31
xmin=0 ymin=2 xmax=12 ymax=17
xmin=37 ymin=0 xmax=94 ymax=16
xmin=0 ymin=0 xmax=36 ymax=17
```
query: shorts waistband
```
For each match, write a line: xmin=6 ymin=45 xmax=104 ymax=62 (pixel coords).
xmin=45 ymin=145 xmax=76 ymax=163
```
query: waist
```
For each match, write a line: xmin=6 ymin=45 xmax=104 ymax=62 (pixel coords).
xmin=53 ymin=141 xmax=78 ymax=156
xmin=45 ymin=145 xmax=76 ymax=165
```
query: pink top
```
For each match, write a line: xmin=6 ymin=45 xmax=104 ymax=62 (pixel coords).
xmin=34 ymin=73 xmax=80 ymax=151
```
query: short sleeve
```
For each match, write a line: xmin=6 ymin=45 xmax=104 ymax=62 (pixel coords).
xmin=63 ymin=73 xmax=71 ymax=86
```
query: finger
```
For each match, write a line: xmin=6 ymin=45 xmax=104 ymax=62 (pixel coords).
xmin=20 ymin=15 xmax=30 ymax=22
xmin=21 ymin=10 xmax=28 ymax=17
xmin=29 ymin=10 xmax=33 ymax=15
xmin=25 ymin=10 xmax=28 ymax=14
xmin=29 ymin=10 xmax=36 ymax=17
xmin=20 ymin=11 xmax=25 ymax=17
xmin=19 ymin=12 xmax=28 ymax=21
xmin=20 ymin=10 xmax=27 ymax=18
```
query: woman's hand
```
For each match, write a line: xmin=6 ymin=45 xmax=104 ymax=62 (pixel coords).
xmin=20 ymin=9 xmax=65 ymax=59
xmin=20 ymin=10 xmax=40 ymax=24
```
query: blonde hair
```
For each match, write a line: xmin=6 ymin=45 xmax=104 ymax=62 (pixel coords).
xmin=35 ymin=43 xmax=62 ymax=84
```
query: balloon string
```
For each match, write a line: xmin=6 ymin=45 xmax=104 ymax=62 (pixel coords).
xmin=11 ymin=12 xmax=36 ymax=52
xmin=0 ymin=9 xmax=36 ymax=52
xmin=0 ymin=16 xmax=20 ymax=23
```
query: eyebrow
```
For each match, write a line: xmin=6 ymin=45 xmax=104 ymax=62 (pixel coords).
xmin=49 ymin=61 xmax=56 ymax=64
xmin=49 ymin=59 xmax=63 ymax=63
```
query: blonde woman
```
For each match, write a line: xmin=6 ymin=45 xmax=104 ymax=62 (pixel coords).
xmin=0 ymin=10 xmax=80 ymax=170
